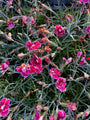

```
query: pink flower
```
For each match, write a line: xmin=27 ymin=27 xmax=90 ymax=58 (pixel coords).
xmin=49 ymin=115 xmax=55 ymax=120
xmin=50 ymin=68 xmax=61 ymax=79
xmin=86 ymin=57 xmax=90 ymax=60
xmin=0 ymin=61 xmax=9 ymax=71
xmin=30 ymin=54 xmax=43 ymax=74
xmin=79 ymin=55 xmax=86 ymax=65
xmin=22 ymin=16 xmax=28 ymax=26
xmin=86 ymin=26 xmax=90 ymax=38
xmin=63 ymin=57 xmax=72 ymax=65
xmin=84 ymin=112 xmax=88 ymax=117
xmin=55 ymin=25 xmax=65 ymax=37
xmin=80 ymin=0 xmax=90 ymax=3
xmin=34 ymin=112 xmax=40 ymax=120
xmin=7 ymin=0 xmax=13 ymax=4
xmin=30 ymin=17 xmax=35 ymax=25
xmin=79 ymin=55 xmax=90 ymax=65
xmin=0 ymin=98 xmax=10 ymax=117
xmin=22 ymin=16 xmax=35 ymax=26
xmin=8 ymin=21 xmax=15 ymax=28
xmin=77 ymin=51 xmax=82 ymax=57
xmin=57 ymin=110 xmax=66 ymax=120
xmin=39 ymin=116 xmax=44 ymax=120
xmin=66 ymin=100 xmax=77 ymax=111
xmin=16 ymin=66 xmax=22 ymax=73
xmin=56 ymin=77 xmax=66 ymax=92
xmin=26 ymin=41 xmax=41 ymax=51
xmin=16 ymin=64 xmax=35 ymax=77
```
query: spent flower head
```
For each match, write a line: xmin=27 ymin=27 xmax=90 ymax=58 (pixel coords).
xmin=66 ymin=100 xmax=77 ymax=111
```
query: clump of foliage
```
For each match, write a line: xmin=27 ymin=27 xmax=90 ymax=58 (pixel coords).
xmin=0 ymin=0 xmax=90 ymax=120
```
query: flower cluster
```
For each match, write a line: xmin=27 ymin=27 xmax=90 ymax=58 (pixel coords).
xmin=30 ymin=54 xmax=43 ymax=74
xmin=50 ymin=68 xmax=66 ymax=92
xmin=16 ymin=63 xmax=35 ymax=77
xmin=0 ymin=98 xmax=10 ymax=117
xmin=16 ymin=54 xmax=43 ymax=77
xmin=0 ymin=0 xmax=90 ymax=119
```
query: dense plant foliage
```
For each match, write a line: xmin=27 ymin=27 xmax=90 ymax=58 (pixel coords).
xmin=0 ymin=0 xmax=90 ymax=120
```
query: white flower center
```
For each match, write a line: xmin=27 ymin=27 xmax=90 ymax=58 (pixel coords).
xmin=1 ymin=105 xmax=5 ymax=110
xmin=59 ymin=29 xmax=61 ymax=32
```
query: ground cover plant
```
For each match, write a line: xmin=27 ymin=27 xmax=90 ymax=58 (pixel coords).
xmin=0 ymin=0 xmax=90 ymax=120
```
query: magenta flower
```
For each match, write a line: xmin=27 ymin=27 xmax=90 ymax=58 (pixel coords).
xmin=16 ymin=66 xmax=22 ymax=73
xmin=86 ymin=26 xmax=90 ymax=37
xmin=66 ymin=100 xmax=77 ymax=111
xmin=7 ymin=0 xmax=13 ymax=4
xmin=22 ymin=16 xmax=28 ymax=26
xmin=79 ymin=55 xmax=90 ymax=65
xmin=49 ymin=115 xmax=55 ymax=120
xmin=34 ymin=112 xmax=40 ymax=120
xmin=16 ymin=64 xmax=35 ymax=78
xmin=56 ymin=77 xmax=66 ymax=92
xmin=77 ymin=51 xmax=82 ymax=57
xmin=79 ymin=55 xmax=86 ymax=65
xmin=63 ymin=57 xmax=72 ymax=65
xmin=50 ymin=68 xmax=61 ymax=79
xmin=55 ymin=25 xmax=65 ymax=37
xmin=30 ymin=16 xmax=35 ymax=25
xmin=57 ymin=110 xmax=66 ymax=120
xmin=26 ymin=41 xmax=41 ymax=51
xmin=0 ymin=61 xmax=9 ymax=71
xmin=84 ymin=112 xmax=88 ymax=117
xmin=30 ymin=54 xmax=43 ymax=74
xmin=80 ymin=0 xmax=90 ymax=3
xmin=7 ymin=21 xmax=15 ymax=28
xmin=0 ymin=98 xmax=10 ymax=117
